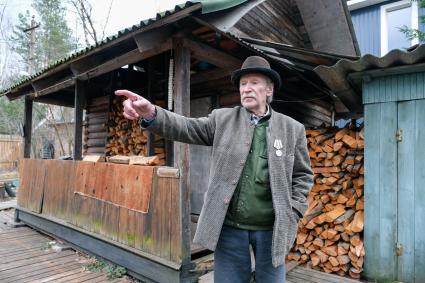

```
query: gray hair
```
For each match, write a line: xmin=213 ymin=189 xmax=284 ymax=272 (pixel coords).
xmin=266 ymin=77 xmax=274 ymax=104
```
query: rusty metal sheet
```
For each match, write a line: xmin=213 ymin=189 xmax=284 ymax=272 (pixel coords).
xmin=75 ymin=161 xmax=154 ymax=213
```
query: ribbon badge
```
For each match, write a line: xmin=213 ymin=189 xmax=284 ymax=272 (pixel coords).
xmin=274 ymin=139 xmax=283 ymax=157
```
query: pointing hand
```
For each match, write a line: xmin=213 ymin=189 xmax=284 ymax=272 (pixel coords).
xmin=114 ymin=90 xmax=156 ymax=120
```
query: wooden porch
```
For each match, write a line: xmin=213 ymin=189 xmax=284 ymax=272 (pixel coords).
xmin=198 ymin=262 xmax=369 ymax=283
xmin=0 ymin=208 xmax=133 ymax=282
xmin=1 ymin=206 xmax=371 ymax=283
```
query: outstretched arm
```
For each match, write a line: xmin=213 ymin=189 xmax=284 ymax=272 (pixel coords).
xmin=115 ymin=89 xmax=216 ymax=146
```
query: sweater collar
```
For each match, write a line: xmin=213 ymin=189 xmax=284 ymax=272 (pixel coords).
xmin=250 ymin=104 xmax=271 ymax=125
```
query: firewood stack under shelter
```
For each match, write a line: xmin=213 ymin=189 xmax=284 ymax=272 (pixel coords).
xmin=288 ymin=124 xmax=365 ymax=279
xmin=81 ymin=97 xmax=165 ymax=165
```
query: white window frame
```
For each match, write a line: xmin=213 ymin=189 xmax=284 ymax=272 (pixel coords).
xmin=347 ymin=0 xmax=390 ymax=11
xmin=380 ymin=0 xmax=419 ymax=56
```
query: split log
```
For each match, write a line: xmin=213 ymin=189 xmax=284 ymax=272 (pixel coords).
xmin=288 ymin=124 xmax=365 ymax=279
xmin=102 ymin=96 xmax=166 ymax=165
xmin=83 ymin=155 xmax=105 ymax=162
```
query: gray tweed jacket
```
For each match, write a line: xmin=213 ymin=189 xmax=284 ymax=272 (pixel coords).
xmin=145 ymin=105 xmax=313 ymax=267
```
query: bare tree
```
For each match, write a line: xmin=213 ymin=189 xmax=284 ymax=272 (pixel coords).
xmin=0 ymin=4 xmax=26 ymax=90
xmin=69 ymin=0 xmax=113 ymax=46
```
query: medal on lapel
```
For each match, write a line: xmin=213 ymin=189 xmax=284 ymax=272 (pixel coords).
xmin=274 ymin=139 xmax=283 ymax=156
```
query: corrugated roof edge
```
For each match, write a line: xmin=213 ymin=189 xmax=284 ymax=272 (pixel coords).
xmin=199 ymin=0 xmax=247 ymax=13
xmin=1 ymin=1 xmax=203 ymax=96
xmin=314 ymin=44 xmax=425 ymax=93
xmin=1 ymin=0 xmax=252 ymax=96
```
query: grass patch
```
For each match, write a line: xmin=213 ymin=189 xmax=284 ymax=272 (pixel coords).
xmin=84 ymin=258 xmax=127 ymax=280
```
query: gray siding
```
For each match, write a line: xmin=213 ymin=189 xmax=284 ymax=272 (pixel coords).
xmin=351 ymin=5 xmax=381 ymax=56
xmin=363 ymin=72 xmax=425 ymax=104
xmin=363 ymin=72 xmax=425 ymax=282
xmin=350 ymin=0 xmax=424 ymax=56
xmin=364 ymin=101 xmax=398 ymax=281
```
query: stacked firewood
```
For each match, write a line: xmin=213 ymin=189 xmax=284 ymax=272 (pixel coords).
xmin=84 ymin=96 xmax=110 ymax=155
xmin=287 ymin=125 xmax=365 ymax=279
xmin=105 ymin=96 xmax=166 ymax=165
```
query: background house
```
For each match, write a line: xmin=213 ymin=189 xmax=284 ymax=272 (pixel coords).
xmin=348 ymin=0 xmax=424 ymax=56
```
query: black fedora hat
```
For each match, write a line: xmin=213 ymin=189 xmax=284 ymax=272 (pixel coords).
xmin=231 ymin=56 xmax=281 ymax=90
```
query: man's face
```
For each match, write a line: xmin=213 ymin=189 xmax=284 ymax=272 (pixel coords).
xmin=239 ymin=73 xmax=273 ymax=114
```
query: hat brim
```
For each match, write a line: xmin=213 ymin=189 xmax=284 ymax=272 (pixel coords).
xmin=231 ymin=67 xmax=281 ymax=90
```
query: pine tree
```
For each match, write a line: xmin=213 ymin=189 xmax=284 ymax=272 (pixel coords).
xmin=32 ymin=0 xmax=75 ymax=68
xmin=10 ymin=0 xmax=75 ymax=75
xmin=10 ymin=10 xmax=41 ymax=75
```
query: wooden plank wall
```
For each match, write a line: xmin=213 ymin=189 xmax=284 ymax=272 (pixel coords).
xmin=18 ymin=159 xmax=182 ymax=265
xmin=74 ymin=162 xmax=153 ymax=213
xmin=364 ymin=102 xmax=398 ymax=281
xmin=0 ymin=135 xmax=22 ymax=172
xmin=18 ymin=159 xmax=50 ymax=213
xmin=42 ymin=160 xmax=76 ymax=220
xmin=396 ymin=99 xmax=425 ymax=283
xmin=363 ymin=72 xmax=425 ymax=282
xmin=412 ymin=100 xmax=425 ymax=283
xmin=363 ymin=73 xmax=425 ymax=104
xmin=234 ymin=0 xmax=306 ymax=46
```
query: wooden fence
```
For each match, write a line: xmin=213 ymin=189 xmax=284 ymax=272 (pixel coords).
xmin=0 ymin=135 xmax=22 ymax=172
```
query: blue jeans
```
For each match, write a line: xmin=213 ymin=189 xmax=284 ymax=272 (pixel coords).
xmin=214 ymin=225 xmax=285 ymax=283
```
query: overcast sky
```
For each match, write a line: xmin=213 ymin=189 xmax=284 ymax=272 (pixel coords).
xmin=1 ymin=0 xmax=183 ymax=40
xmin=0 ymin=0 xmax=185 ymax=80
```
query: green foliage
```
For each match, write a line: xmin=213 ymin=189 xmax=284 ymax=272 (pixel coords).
xmin=32 ymin=0 xmax=75 ymax=66
xmin=9 ymin=0 xmax=76 ymax=76
xmin=84 ymin=259 xmax=127 ymax=280
xmin=0 ymin=96 xmax=47 ymax=135
xmin=0 ymin=97 xmax=24 ymax=135
xmin=400 ymin=0 xmax=425 ymax=43
xmin=10 ymin=10 xmax=33 ymax=63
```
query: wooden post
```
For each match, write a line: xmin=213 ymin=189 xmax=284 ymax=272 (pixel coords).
xmin=165 ymin=140 xmax=173 ymax=166
xmin=172 ymin=36 xmax=191 ymax=268
xmin=146 ymin=58 xmax=156 ymax=157
xmin=23 ymin=96 xmax=33 ymax=158
xmin=74 ymin=79 xmax=85 ymax=160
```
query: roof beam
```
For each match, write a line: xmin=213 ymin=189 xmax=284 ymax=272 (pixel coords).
xmin=34 ymin=94 xmax=75 ymax=108
xmin=191 ymin=68 xmax=231 ymax=85
xmin=182 ymin=37 xmax=242 ymax=70
xmin=32 ymin=77 xmax=75 ymax=98
xmin=28 ymin=37 xmax=173 ymax=98
xmin=78 ymin=39 xmax=172 ymax=80
xmin=134 ymin=25 xmax=174 ymax=52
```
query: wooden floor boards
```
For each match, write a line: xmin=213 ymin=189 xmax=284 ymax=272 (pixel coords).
xmin=0 ymin=208 xmax=134 ymax=283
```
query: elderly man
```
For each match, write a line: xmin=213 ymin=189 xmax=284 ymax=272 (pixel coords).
xmin=116 ymin=56 xmax=313 ymax=283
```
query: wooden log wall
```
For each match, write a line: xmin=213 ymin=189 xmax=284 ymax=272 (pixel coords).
xmin=287 ymin=124 xmax=365 ymax=279
xmin=273 ymin=97 xmax=333 ymax=128
xmin=83 ymin=96 xmax=110 ymax=155
xmin=17 ymin=159 xmax=182 ymax=264
xmin=106 ymin=96 xmax=166 ymax=165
